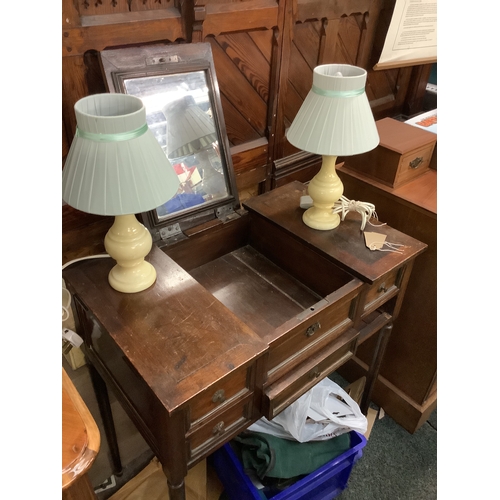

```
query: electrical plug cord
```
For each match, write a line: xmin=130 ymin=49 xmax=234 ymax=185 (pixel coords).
xmin=62 ymin=253 xmax=110 ymax=270
xmin=62 ymin=254 xmax=111 ymax=352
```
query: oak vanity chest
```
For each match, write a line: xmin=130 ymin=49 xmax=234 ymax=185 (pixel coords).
xmin=63 ymin=43 xmax=427 ymax=500
xmin=346 ymin=117 xmax=436 ymax=188
xmin=63 ymin=181 xmax=426 ymax=500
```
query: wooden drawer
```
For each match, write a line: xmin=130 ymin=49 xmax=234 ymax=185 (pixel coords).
xmin=395 ymin=143 xmax=434 ymax=186
xmin=188 ymin=365 xmax=252 ymax=424
xmin=263 ymin=329 xmax=358 ymax=419
xmin=345 ymin=117 xmax=436 ymax=188
xmin=267 ymin=289 xmax=358 ymax=383
xmin=361 ymin=267 xmax=401 ymax=317
xmin=188 ymin=238 xmax=363 ymax=383
xmin=187 ymin=393 xmax=255 ymax=463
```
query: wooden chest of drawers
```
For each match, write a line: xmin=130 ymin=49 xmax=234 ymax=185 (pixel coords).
xmin=346 ymin=118 xmax=436 ymax=188
xmin=68 ymin=249 xmax=268 ymax=468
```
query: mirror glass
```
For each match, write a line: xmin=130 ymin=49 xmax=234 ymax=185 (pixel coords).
xmin=122 ymin=70 xmax=230 ymax=220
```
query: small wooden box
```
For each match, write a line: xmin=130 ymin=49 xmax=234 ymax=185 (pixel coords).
xmin=345 ymin=117 xmax=436 ymax=188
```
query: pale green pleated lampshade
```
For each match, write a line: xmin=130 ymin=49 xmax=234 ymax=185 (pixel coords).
xmin=286 ymin=64 xmax=379 ymax=156
xmin=62 ymin=93 xmax=180 ymax=216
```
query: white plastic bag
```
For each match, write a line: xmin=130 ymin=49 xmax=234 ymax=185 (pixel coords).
xmin=249 ymin=378 xmax=367 ymax=443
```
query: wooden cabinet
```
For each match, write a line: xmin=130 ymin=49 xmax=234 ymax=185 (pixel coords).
xmin=63 ymin=181 xmax=425 ymax=499
xmin=336 ymin=165 xmax=437 ymax=433
xmin=62 ymin=0 xmax=433 ymax=197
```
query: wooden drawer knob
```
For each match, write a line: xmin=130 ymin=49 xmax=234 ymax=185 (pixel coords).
xmin=305 ymin=322 xmax=321 ymax=337
xmin=409 ymin=157 xmax=424 ymax=169
xmin=212 ymin=421 xmax=225 ymax=436
xmin=212 ymin=389 xmax=226 ymax=404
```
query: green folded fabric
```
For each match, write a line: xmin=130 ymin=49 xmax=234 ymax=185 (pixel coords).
xmin=232 ymin=431 xmax=351 ymax=480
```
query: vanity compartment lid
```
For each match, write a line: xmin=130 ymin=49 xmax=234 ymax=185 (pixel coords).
xmin=243 ymin=181 xmax=428 ymax=284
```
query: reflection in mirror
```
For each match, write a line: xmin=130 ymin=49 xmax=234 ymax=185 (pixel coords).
xmin=122 ymin=70 xmax=229 ymax=220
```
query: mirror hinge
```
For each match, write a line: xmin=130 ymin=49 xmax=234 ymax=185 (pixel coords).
xmin=159 ymin=223 xmax=186 ymax=244
xmin=216 ymin=205 xmax=240 ymax=223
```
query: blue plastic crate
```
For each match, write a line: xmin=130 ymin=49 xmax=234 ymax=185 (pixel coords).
xmin=209 ymin=431 xmax=367 ymax=500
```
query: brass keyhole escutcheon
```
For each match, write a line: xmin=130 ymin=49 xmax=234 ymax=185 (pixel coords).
xmin=213 ymin=421 xmax=225 ymax=435
xmin=212 ymin=389 xmax=226 ymax=404
xmin=306 ymin=322 xmax=321 ymax=337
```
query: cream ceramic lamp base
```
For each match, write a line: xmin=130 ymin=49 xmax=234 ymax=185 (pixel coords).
xmin=104 ymin=214 xmax=156 ymax=293
xmin=303 ymin=155 xmax=343 ymax=230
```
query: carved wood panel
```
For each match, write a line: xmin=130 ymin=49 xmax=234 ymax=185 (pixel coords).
xmin=73 ymin=0 xmax=177 ymax=15
xmin=207 ymin=33 xmax=272 ymax=146
xmin=131 ymin=0 xmax=175 ymax=11
xmin=62 ymin=0 xmax=432 ymax=194
xmin=75 ymin=0 xmax=130 ymax=16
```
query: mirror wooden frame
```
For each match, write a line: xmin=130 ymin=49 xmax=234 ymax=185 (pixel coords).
xmin=100 ymin=42 xmax=239 ymax=244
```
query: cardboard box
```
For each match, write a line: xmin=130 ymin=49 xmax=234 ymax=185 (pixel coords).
xmin=109 ymin=458 xmax=209 ymax=500
xmin=344 ymin=377 xmax=377 ymax=439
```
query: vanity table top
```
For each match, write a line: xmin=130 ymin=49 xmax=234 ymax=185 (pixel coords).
xmin=63 ymin=247 xmax=268 ymax=413
xmin=243 ymin=181 xmax=427 ymax=284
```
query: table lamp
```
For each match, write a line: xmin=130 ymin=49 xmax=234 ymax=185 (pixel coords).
xmin=62 ymin=93 xmax=180 ymax=293
xmin=286 ymin=64 xmax=379 ymax=230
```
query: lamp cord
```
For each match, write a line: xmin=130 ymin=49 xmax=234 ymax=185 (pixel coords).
xmin=62 ymin=254 xmax=110 ymax=323
xmin=62 ymin=253 xmax=110 ymax=271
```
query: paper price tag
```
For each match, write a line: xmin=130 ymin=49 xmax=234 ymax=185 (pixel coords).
xmin=364 ymin=232 xmax=387 ymax=251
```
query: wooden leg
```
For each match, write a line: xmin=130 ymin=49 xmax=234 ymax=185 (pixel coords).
xmin=166 ymin=479 xmax=186 ymax=500
xmin=158 ymin=410 xmax=188 ymax=500
xmin=87 ymin=362 xmax=123 ymax=476
xmin=360 ymin=322 xmax=393 ymax=414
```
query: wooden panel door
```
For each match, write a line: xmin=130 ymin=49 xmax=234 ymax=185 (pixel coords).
xmin=62 ymin=0 xmax=434 ymax=217
xmin=191 ymin=0 xmax=282 ymax=192
xmin=271 ymin=0 xmax=431 ymax=187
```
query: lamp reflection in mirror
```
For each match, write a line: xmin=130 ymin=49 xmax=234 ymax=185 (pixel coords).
xmin=62 ymin=93 xmax=180 ymax=293
xmin=286 ymin=64 xmax=379 ymax=230
xmin=163 ymin=95 xmax=218 ymax=158
xmin=161 ymin=95 xmax=227 ymax=208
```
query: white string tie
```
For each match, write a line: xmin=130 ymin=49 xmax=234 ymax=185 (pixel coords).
xmin=368 ymin=242 xmax=405 ymax=254
xmin=333 ymin=196 xmax=387 ymax=231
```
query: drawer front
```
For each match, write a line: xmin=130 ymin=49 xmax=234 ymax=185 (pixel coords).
xmin=362 ymin=267 xmax=400 ymax=316
xmin=395 ymin=143 xmax=434 ymax=186
xmin=268 ymin=295 xmax=356 ymax=380
xmin=189 ymin=366 xmax=251 ymax=425
xmin=264 ymin=331 xmax=358 ymax=420
xmin=187 ymin=393 xmax=254 ymax=463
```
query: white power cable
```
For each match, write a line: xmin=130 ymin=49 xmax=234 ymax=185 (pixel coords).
xmin=62 ymin=253 xmax=110 ymax=270
xmin=62 ymin=254 xmax=111 ymax=349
